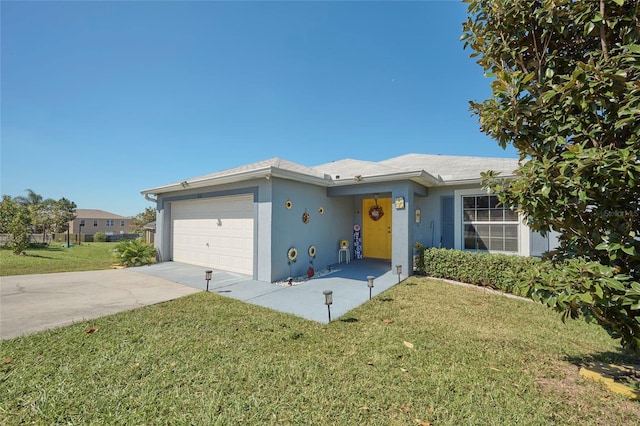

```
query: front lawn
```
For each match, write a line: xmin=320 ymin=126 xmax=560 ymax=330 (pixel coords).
xmin=0 ymin=243 xmax=114 ymax=276
xmin=1 ymin=277 xmax=638 ymax=425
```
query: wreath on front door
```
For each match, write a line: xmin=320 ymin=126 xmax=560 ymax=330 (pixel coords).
xmin=369 ymin=205 xmax=384 ymax=221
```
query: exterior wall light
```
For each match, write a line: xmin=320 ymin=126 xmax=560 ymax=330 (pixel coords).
xmin=323 ymin=290 xmax=333 ymax=322
xmin=367 ymin=275 xmax=375 ymax=300
xmin=395 ymin=264 xmax=402 ymax=283
xmin=205 ymin=270 xmax=212 ymax=292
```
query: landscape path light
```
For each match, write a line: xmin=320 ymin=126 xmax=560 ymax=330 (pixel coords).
xmin=395 ymin=264 xmax=402 ymax=283
xmin=205 ymin=270 xmax=213 ymax=292
xmin=323 ymin=290 xmax=333 ymax=322
xmin=367 ymin=275 xmax=375 ymax=300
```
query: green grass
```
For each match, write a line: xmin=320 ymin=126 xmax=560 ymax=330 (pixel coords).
xmin=1 ymin=277 xmax=638 ymax=425
xmin=0 ymin=243 xmax=115 ymax=276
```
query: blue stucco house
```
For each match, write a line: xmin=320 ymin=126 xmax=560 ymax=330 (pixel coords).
xmin=141 ymin=154 xmax=554 ymax=282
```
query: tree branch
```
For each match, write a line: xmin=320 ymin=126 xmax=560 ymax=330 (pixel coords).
xmin=600 ymin=0 xmax=609 ymax=60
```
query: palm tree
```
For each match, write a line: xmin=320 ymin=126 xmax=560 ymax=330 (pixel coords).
xmin=14 ymin=189 xmax=43 ymax=206
xmin=14 ymin=189 xmax=52 ymax=243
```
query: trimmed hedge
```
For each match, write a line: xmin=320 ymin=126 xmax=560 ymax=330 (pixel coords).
xmin=416 ymin=248 xmax=546 ymax=295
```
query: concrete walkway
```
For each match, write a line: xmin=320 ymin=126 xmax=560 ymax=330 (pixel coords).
xmin=1 ymin=259 xmax=402 ymax=339
xmin=130 ymin=259 xmax=400 ymax=323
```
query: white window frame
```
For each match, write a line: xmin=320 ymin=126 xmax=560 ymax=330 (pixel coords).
xmin=454 ymin=188 xmax=531 ymax=255
xmin=105 ymin=220 xmax=115 ymax=227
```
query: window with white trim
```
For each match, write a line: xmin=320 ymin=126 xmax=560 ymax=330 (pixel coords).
xmin=120 ymin=220 xmax=125 ymax=227
xmin=106 ymin=220 xmax=115 ymax=227
xmin=462 ymin=195 xmax=519 ymax=252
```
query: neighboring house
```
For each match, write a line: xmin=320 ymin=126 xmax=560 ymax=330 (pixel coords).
xmin=141 ymin=154 xmax=557 ymax=282
xmin=69 ymin=209 xmax=132 ymax=236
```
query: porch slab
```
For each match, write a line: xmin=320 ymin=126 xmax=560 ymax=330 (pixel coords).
xmin=130 ymin=259 xmax=401 ymax=323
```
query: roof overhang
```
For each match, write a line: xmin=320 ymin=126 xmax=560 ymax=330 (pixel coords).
xmin=141 ymin=164 xmax=505 ymax=197
xmin=435 ymin=174 xmax=517 ymax=186
xmin=141 ymin=166 xmax=331 ymax=196
xmin=330 ymin=170 xmax=441 ymax=187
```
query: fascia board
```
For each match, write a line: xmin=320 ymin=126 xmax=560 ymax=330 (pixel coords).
xmin=140 ymin=168 xmax=269 ymax=194
xmin=269 ymin=168 xmax=331 ymax=186
xmin=330 ymin=170 xmax=441 ymax=187
xmin=437 ymin=174 xmax=516 ymax=186
xmin=141 ymin=166 xmax=330 ymax=195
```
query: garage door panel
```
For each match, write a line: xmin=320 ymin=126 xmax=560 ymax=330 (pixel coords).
xmin=171 ymin=195 xmax=254 ymax=275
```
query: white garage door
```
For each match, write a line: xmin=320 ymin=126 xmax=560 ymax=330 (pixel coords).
xmin=171 ymin=195 xmax=254 ymax=275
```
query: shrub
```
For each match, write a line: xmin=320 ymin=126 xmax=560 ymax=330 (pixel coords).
xmin=93 ymin=232 xmax=107 ymax=242
xmin=417 ymin=248 xmax=545 ymax=296
xmin=517 ymin=258 xmax=640 ymax=353
xmin=112 ymin=239 xmax=156 ymax=267
xmin=1 ymin=196 xmax=32 ymax=255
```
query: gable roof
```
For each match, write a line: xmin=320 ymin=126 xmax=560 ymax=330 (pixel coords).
xmin=378 ymin=153 xmax=519 ymax=183
xmin=311 ymin=154 xmax=519 ymax=184
xmin=312 ymin=159 xmax=404 ymax=178
xmin=312 ymin=158 xmax=442 ymax=187
xmin=74 ymin=209 xmax=129 ymax=220
xmin=142 ymin=157 xmax=330 ymax=194
xmin=141 ymin=154 xmax=520 ymax=195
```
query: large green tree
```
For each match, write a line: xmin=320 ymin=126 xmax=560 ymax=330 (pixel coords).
xmin=130 ymin=207 xmax=156 ymax=232
xmin=51 ymin=198 xmax=77 ymax=233
xmin=462 ymin=0 xmax=640 ymax=352
xmin=14 ymin=189 xmax=54 ymax=242
xmin=1 ymin=191 xmax=76 ymax=250
xmin=0 ymin=196 xmax=32 ymax=255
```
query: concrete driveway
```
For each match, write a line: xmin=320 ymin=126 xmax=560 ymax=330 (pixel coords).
xmin=0 ymin=269 xmax=200 ymax=340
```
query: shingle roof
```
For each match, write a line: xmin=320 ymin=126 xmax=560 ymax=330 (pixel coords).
xmin=312 ymin=159 xmax=405 ymax=178
xmin=142 ymin=157 xmax=329 ymax=194
xmin=142 ymin=153 xmax=520 ymax=195
xmin=188 ymin=157 xmax=327 ymax=182
xmin=312 ymin=154 xmax=519 ymax=183
xmin=74 ymin=209 xmax=129 ymax=219
xmin=377 ymin=153 xmax=519 ymax=182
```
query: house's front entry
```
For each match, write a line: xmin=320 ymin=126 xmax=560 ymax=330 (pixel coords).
xmin=362 ymin=197 xmax=392 ymax=259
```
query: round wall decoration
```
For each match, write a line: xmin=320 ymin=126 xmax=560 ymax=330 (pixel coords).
xmin=285 ymin=200 xmax=293 ymax=209
xmin=287 ymin=247 xmax=298 ymax=262
xmin=318 ymin=207 xmax=324 ymax=215
xmin=308 ymin=245 xmax=316 ymax=257
xmin=369 ymin=205 xmax=384 ymax=221
xmin=302 ymin=211 xmax=310 ymax=223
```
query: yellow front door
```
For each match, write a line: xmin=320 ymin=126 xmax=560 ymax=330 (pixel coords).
xmin=362 ymin=198 xmax=392 ymax=259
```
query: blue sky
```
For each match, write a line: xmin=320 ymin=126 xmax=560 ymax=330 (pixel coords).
xmin=1 ymin=1 xmax=516 ymax=217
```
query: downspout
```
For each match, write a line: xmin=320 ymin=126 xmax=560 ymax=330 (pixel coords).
xmin=144 ymin=193 xmax=157 ymax=203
